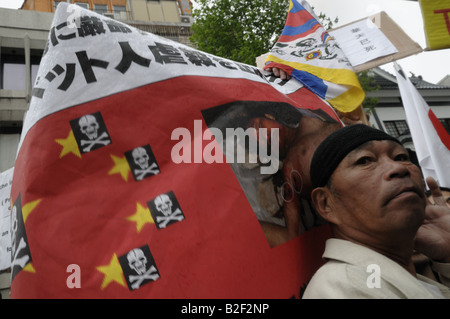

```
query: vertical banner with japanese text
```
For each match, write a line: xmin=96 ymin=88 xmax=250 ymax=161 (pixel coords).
xmin=10 ymin=3 xmax=340 ymax=298
xmin=419 ymin=0 xmax=450 ymax=50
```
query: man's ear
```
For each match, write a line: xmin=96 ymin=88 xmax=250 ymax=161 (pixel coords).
xmin=311 ymin=187 xmax=340 ymax=224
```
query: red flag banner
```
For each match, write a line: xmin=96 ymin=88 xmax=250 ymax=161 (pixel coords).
xmin=10 ymin=3 xmax=341 ymax=298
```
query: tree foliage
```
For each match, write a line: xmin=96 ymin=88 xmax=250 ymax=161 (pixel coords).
xmin=190 ymin=1 xmax=379 ymax=112
xmin=358 ymin=70 xmax=379 ymax=113
xmin=316 ymin=11 xmax=339 ymax=30
xmin=190 ymin=0 xmax=289 ymax=65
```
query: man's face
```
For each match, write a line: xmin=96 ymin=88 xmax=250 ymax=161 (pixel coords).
xmin=327 ymin=140 xmax=427 ymax=238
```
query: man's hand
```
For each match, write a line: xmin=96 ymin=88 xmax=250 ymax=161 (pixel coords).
xmin=266 ymin=67 xmax=291 ymax=81
xmin=414 ymin=176 xmax=450 ymax=263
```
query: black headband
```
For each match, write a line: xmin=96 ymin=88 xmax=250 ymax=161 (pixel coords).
xmin=310 ymin=124 xmax=402 ymax=189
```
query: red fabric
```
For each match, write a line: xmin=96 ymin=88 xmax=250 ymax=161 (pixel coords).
xmin=11 ymin=76 xmax=334 ymax=298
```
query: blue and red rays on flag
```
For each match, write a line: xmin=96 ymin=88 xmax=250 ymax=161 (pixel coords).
xmin=264 ymin=0 xmax=365 ymax=114
xmin=277 ymin=0 xmax=322 ymax=43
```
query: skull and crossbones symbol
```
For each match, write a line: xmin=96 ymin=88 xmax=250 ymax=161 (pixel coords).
xmin=127 ymin=248 xmax=159 ymax=289
xmin=10 ymin=206 xmax=30 ymax=271
xmin=131 ymin=147 xmax=160 ymax=180
xmin=11 ymin=238 xmax=30 ymax=271
xmin=78 ymin=114 xmax=111 ymax=152
xmin=154 ymin=194 xmax=184 ymax=228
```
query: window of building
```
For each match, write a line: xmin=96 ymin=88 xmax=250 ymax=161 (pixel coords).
xmin=94 ymin=4 xmax=108 ymax=14
xmin=383 ymin=120 xmax=410 ymax=138
xmin=385 ymin=118 xmax=450 ymax=138
xmin=75 ymin=2 xmax=89 ymax=9
xmin=0 ymin=48 xmax=43 ymax=90
xmin=2 ymin=64 xmax=25 ymax=90
xmin=113 ymin=5 xmax=126 ymax=13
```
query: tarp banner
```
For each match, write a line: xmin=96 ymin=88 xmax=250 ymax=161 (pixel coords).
xmin=10 ymin=3 xmax=340 ymax=298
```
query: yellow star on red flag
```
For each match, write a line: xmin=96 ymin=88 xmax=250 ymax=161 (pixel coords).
xmin=96 ymin=253 xmax=126 ymax=290
xmin=22 ymin=199 xmax=42 ymax=224
xmin=21 ymin=198 xmax=42 ymax=274
xmin=55 ymin=130 xmax=81 ymax=158
xmin=108 ymin=154 xmax=131 ymax=182
xmin=126 ymin=202 xmax=154 ymax=233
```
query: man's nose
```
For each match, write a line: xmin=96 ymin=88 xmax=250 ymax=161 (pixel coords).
xmin=383 ymin=158 xmax=410 ymax=180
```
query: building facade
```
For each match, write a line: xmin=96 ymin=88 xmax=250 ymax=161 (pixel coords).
xmin=366 ymin=67 xmax=450 ymax=148
xmin=21 ymin=0 xmax=194 ymax=45
xmin=21 ymin=0 xmax=192 ymax=23
xmin=0 ymin=8 xmax=53 ymax=173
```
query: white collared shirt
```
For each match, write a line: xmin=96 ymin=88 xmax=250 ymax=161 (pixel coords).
xmin=303 ymin=238 xmax=450 ymax=299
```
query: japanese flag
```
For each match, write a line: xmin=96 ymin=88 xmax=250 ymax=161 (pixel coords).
xmin=394 ymin=63 xmax=450 ymax=188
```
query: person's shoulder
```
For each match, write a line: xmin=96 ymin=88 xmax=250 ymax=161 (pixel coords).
xmin=303 ymin=260 xmax=352 ymax=299
xmin=302 ymin=260 xmax=398 ymax=299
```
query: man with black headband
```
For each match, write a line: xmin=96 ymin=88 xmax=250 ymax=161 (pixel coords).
xmin=303 ymin=124 xmax=450 ymax=299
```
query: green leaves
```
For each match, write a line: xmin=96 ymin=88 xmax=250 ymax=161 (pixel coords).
xmin=190 ymin=0 xmax=289 ymax=65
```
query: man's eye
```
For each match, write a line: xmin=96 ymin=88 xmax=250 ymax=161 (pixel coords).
xmin=395 ymin=153 xmax=410 ymax=161
xmin=355 ymin=156 xmax=372 ymax=165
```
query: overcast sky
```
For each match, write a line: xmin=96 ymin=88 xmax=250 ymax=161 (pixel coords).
xmin=307 ymin=0 xmax=449 ymax=84
xmin=1 ymin=0 xmax=449 ymax=83
xmin=0 ymin=0 xmax=23 ymax=9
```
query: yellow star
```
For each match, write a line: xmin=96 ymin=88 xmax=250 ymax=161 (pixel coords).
xmin=55 ymin=130 xmax=81 ymax=158
xmin=108 ymin=154 xmax=130 ymax=182
xmin=126 ymin=202 xmax=154 ymax=233
xmin=13 ymin=197 xmax=41 ymax=274
xmin=96 ymin=253 xmax=126 ymax=290
xmin=22 ymin=199 xmax=42 ymax=224
xmin=23 ymin=263 xmax=36 ymax=274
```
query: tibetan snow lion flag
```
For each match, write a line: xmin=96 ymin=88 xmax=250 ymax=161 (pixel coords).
xmin=264 ymin=0 xmax=365 ymax=114
xmin=10 ymin=3 xmax=342 ymax=298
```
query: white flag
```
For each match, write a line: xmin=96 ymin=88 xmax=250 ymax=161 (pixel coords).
xmin=394 ymin=63 xmax=450 ymax=188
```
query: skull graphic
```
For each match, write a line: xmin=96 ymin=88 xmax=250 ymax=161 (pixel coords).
xmin=127 ymin=248 xmax=147 ymax=275
xmin=78 ymin=114 xmax=99 ymax=140
xmin=132 ymin=147 xmax=150 ymax=169
xmin=154 ymin=194 xmax=172 ymax=217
